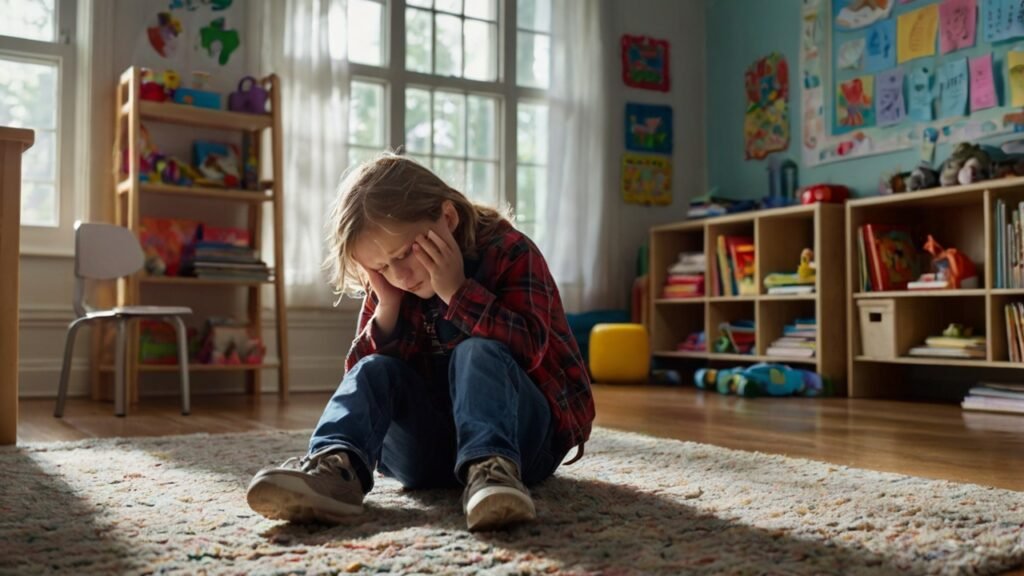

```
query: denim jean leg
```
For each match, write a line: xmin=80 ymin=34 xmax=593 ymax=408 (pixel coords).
xmin=448 ymin=338 xmax=557 ymax=485
xmin=308 ymin=355 xmax=416 ymax=492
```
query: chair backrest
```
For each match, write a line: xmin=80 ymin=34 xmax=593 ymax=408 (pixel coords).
xmin=72 ymin=222 xmax=144 ymax=318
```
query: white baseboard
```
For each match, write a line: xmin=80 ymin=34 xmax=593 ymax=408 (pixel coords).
xmin=18 ymin=306 xmax=358 ymax=398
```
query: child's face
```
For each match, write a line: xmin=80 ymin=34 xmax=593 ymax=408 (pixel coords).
xmin=352 ymin=213 xmax=455 ymax=300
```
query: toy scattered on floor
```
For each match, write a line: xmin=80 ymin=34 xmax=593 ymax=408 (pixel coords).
xmin=800 ymin=183 xmax=848 ymax=204
xmin=229 ymin=77 xmax=269 ymax=114
xmin=695 ymin=363 xmax=824 ymax=397
xmin=908 ymin=235 xmax=979 ymax=290
xmin=588 ymin=323 xmax=650 ymax=382
xmin=763 ymin=248 xmax=816 ymax=294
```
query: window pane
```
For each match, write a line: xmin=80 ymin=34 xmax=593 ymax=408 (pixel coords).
xmin=517 ymin=102 xmax=548 ymax=163
xmin=407 ymin=0 xmax=432 ymax=7
xmin=405 ymin=8 xmax=433 ymax=73
xmin=349 ymin=81 xmax=385 ymax=147
xmin=466 ymin=161 xmax=498 ymax=206
xmin=22 ymin=181 xmax=56 ymax=227
xmin=432 ymin=157 xmax=466 ymax=190
xmin=465 ymin=0 xmax=498 ymax=21
xmin=0 ymin=57 xmax=58 ymax=129
xmin=348 ymin=147 xmax=380 ymax=169
xmin=405 ymin=88 xmax=432 ymax=154
xmin=435 ymin=0 xmax=462 ymax=14
xmin=516 ymin=164 xmax=546 ymax=231
xmin=463 ymin=20 xmax=497 ymax=81
xmin=0 ymin=0 xmax=55 ymax=42
xmin=348 ymin=0 xmax=384 ymax=66
xmin=21 ymin=129 xmax=55 ymax=181
xmin=435 ymin=14 xmax=463 ymax=77
xmin=516 ymin=32 xmax=550 ymax=88
xmin=408 ymin=154 xmax=431 ymax=167
xmin=518 ymin=0 xmax=551 ymax=32
xmin=468 ymin=95 xmax=497 ymax=160
xmin=433 ymin=91 xmax=465 ymax=156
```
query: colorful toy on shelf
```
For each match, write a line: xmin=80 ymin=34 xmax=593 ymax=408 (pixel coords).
xmin=193 ymin=140 xmax=242 ymax=188
xmin=134 ymin=124 xmax=201 ymax=186
xmin=695 ymin=363 xmax=824 ymax=397
xmin=195 ymin=318 xmax=265 ymax=365
xmin=906 ymin=163 xmax=940 ymax=191
xmin=910 ymin=235 xmax=979 ymax=289
xmin=140 ymin=69 xmax=181 ymax=102
xmin=241 ymin=132 xmax=260 ymax=190
xmin=763 ymin=248 xmax=816 ymax=293
xmin=714 ymin=321 xmax=755 ymax=354
xmin=173 ymin=87 xmax=221 ymax=109
xmin=228 ymin=76 xmax=269 ymax=114
xmin=800 ymin=183 xmax=848 ymax=204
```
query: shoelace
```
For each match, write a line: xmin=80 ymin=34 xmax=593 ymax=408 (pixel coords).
xmin=281 ymin=453 xmax=347 ymax=476
xmin=472 ymin=458 xmax=519 ymax=487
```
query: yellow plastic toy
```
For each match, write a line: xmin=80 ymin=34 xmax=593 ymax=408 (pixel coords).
xmin=588 ymin=323 xmax=650 ymax=382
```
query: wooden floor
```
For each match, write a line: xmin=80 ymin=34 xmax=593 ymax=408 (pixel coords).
xmin=16 ymin=385 xmax=1024 ymax=492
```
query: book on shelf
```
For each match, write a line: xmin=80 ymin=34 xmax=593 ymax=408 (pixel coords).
xmin=766 ymin=317 xmax=817 ymax=358
xmin=924 ymin=336 xmax=987 ymax=349
xmin=727 ymin=237 xmax=756 ymax=296
xmin=668 ymin=252 xmax=705 ymax=275
xmin=908 ymin=346 xmax=986 ymax=359
xmin=994 ymin=199 xmax=1024 ymax=289
xmin=766 ymin=346 xmax=815 ymax=358
xmin=860 ymin=224 xmax=918 ymax=292
xmin=767 ymin=285 xmax=815 ymax=295
xmin=716 ymin=235 xmax=734 ymax=296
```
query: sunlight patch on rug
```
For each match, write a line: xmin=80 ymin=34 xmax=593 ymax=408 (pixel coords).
xmin=1 ymin=428 xmax=1022 ymax=575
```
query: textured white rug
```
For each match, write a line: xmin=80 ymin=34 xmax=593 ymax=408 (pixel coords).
xmin=1 ymin=427 xmax=1022 ymax=575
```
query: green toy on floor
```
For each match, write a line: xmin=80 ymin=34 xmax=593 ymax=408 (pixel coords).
xmin=695 ymin=363 xmax=826 ymax=397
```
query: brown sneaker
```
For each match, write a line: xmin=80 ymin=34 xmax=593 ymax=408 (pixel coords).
xmin=246 ymin=447 xmax=365 ymax=524
xmin=462 ymin=456 xmax=536 ymax=531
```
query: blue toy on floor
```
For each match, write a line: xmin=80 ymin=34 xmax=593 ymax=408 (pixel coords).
xmin=694 ymin=363 xmax=824 ymax=397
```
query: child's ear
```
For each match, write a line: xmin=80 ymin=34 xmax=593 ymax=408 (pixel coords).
xmin=442 ymin=200 xmax=459 ymax=232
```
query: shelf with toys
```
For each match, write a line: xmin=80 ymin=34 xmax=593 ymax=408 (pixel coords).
xmin=649 ymin=202 xmax=846 ymax=393
xmin=846 ymin=174 xmax=1024 ymax=399
xmin=100 ymin=65 xmax=289 ymax=412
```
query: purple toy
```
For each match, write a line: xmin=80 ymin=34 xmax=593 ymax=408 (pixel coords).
xmin=228 ymin=77 xmax=268 ymax=114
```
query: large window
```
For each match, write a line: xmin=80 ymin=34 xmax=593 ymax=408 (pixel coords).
xmin=0 ymin=0 xmax=77 ymax=254
xmin=346 ymin=0 xmax=550 ymax=242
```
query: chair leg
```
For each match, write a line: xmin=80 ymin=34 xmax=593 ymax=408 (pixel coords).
xmin=54 ymin=318 xmax=91 ymax=418
xmin=170 ymin=316 xmax=191 ymax=415
xmin=114 ymin=318 xmax=127 ymax=417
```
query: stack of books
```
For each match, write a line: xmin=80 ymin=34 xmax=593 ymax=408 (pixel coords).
xmin=686 ymin=193 xmax=757 ymax=220
xmin=1005 ymin=302 xmax=1024 ymax=362
xmin=995 ymin=199 xmax=1024 ymax=289
xmin=908 ymin=333 xmax=986 ymax=359
xmin=766 ymin=318 xmax=817 ymax=358
xmin=181 ymin=241 xmax=271 ymax=281
xmin=962 ymin=383 xmax=1024 ymax=415
xmin=714 ymin=235 xmax=756 ymax=296
xmin=677 ymin=331 xmax=706 ymax=352
xmin=716 ymin=320 xmax=755 ymax=354
xmin=663 ymin=252 xmax=705 ymax=299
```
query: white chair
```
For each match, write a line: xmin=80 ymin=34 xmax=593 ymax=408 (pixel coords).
xmin=54 ymin=222 xmax=192 ymax=418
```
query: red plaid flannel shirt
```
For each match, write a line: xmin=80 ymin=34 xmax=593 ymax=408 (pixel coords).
xmin=345 ymin=220 xmax=594 ymax=459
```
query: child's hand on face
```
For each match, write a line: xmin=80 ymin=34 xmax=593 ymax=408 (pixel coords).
xmin=413 ymin=226 xmax=465 ymax=304
xmin=366 ymin=268 xmax=404 ymax=310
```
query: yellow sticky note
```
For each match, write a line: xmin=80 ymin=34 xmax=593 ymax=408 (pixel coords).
xmin=898 ymin=4 xmax=938 ymax=64
xmin=1010 ymin=51 xmax=1024 ymax=107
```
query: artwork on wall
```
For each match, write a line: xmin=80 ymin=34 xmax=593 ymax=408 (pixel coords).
xmin=147 ymin=12 xmax=183 ymax=58
xmin=621 ymin=35 xmax=670 ymax=91
xmin=744 ymin=53 xmax=790 ymax=160
xmin=801 ymin=0 xmax=1024 ymax=166
xmin=624 ymin=103 xmax=672 ymax=154
xmin=621 ymin=154 xmax=672 ymax=206
xmin=137 ymin=0 xmax=245 ymax=86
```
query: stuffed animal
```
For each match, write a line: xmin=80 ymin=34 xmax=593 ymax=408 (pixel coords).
xmin=940 ymin=143 xmax=991 ymax=186
xmin=695 ymin=364 xmax=825 ymax=398
xmin=906 ymin=163 xmax=939 ymax=191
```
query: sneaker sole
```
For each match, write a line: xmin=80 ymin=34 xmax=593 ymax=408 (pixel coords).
xmin=246 ymin=472 xmax=363 ymax=524
xmin=465 ymin=486 xmax=536 ymax=532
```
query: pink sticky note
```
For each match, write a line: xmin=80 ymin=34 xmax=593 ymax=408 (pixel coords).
xmin=939 ymin=0 xmax=977 ymax=54
xmin=970 ymin=54 xmax=996 ymax=111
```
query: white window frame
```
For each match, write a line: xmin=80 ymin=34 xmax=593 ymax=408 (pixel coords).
xmin=350 ymin=0 xmax=547 ymax=220
xmin=0 ymin=0 xmax=80 ymax=256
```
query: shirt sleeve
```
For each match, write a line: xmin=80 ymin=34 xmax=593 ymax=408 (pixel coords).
xmin=444 ymin=244 xmax=552 ymax=372
xmin=344 ymin=293 xmax=404 ymax=371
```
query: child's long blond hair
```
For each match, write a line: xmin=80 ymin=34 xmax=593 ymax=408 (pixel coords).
xmin=325 ymin=152 xmax=510 ymax=299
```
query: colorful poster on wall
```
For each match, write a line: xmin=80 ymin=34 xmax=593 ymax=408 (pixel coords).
xmin=1010 ymin=51 xmax=1024 ymax=107
xmin=984 ymin=0 xmax=1024 ymax=42
xmin=836 ymin=76 xmax=875 ymax=132
xmin=199 ymin=17 xmax=241 ymax=66
xmin=621 ymin=154 xmax=671 ymax=206
xmin=938 ymin=58 xmax=969 ymax=118
xmin=838 ymin=38 xmax=866 ymax=70
xmin=908 ymin=65 xmax=935 ymax=121
xmin=970 ymin=54 xmax=997 ymax=111
xmin=865 ymin=19 xmax=896 ymax=72
xmin=897 ymin=4 xmax=939 ymax=63
xmin=939 ymin=0 xmax=977 ymax=54
xmin=624 ymin=103 xmax=673 ymax=154
xmin=621 ymin=35 xmax=670 ymax=92
xmin=876 ymin=68 xmax=906 ymax=125
xmin=744 ymin=53 xmax=790 ymax=160
xmin=147 ymin=12 xmax=183 ymax=58
xmin=833 ymin=0 xmax=894 ymax=30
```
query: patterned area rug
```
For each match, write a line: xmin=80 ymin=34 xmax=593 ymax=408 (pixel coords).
xmin=1 ymin=428 xmax=1022 ymax=575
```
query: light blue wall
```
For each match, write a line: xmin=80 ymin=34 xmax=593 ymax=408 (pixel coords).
xmin=706 ymin=0 xmax=1013 ymax=199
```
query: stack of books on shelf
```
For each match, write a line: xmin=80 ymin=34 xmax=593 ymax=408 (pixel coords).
xmin=1003 ymin=302 xmax=1024 ymax=362
xmin=715 ymin=320 xmax=755 ymax=354
xmin=766 ymin=318 xmax=817 ymax=358
xmin=856 ymin=223 xmax=918 ymax=292
xmin=181 ymin=241 xmax=271 ymax=281
xmin=686 ymin=192 xmax=757 ymax=220
xmin=677 ymin=331 xmax=706 ymax=352
xmin=662 ymin=252 xmax=705 ymax=299
xmin=908 ymin=332 xmax=986 ymax=359
xmin=714 ymin=235 xmax=756 ymax=296
xmin=995 ymin=198 xmax=1023 ymax=288
xmin=962 ymin=383 xmax=1024 ymax=415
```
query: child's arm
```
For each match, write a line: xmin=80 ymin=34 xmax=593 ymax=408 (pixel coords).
xmin=344 ymin=292 xmax=409 ymax=371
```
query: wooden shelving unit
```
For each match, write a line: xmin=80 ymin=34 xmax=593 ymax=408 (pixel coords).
xmin=102 ymin=66 xmax=289 ymax=411
xmin=845 ymin=175 xmax=1024 ymax=398
xmin=649 ymin=203 xmax=847 ymax=392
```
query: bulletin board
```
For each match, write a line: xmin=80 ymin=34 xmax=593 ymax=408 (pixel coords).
xmin=801 ymin=0 xmax=1024 ymax=167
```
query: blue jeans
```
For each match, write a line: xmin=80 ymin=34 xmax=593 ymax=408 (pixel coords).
xmin=309 ymin=338 xmax=564 ymax=492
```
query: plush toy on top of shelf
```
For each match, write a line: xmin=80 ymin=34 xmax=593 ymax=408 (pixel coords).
xmin=140 ymin=69 xmax=181 ymax=102
xmin=228 ymin=77 xmax=269 ymax=115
